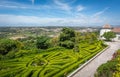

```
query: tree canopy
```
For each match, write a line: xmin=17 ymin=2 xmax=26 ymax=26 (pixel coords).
xmin=36 ymin=36 xmax=50 ymax=49
xmin=59 ymin=28 xmax=75 ymax=41
xmin=59 ymin=28 xmax=75 ymax=49
xmin=0 ymin=39 xmax=21 ymax=55
xmin=103 ymin=31 xmax=116 ymax=41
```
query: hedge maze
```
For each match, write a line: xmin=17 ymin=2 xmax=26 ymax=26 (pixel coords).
xmin=0 ymin=41 xmax=106 ymax=77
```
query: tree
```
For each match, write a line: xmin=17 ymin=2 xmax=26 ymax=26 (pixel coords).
xmin=59 ymin=28 xmax=75 ymax=42
xmin=59 ymin=28 xmax=75 ymax=49
xmin=89 ymin=32 xmax=98 ymax=44
xmin=103 ymin=31 xmax=116 ymax=41
xmin=36 ymin=36 xmax=50 ymax=49
xmin=50 ymin=37 xmax=59 ymax=47
xmin=0 ymin=39 xmax=21 ymax=55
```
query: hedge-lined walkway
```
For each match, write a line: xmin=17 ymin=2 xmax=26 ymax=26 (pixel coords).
xmin=72 ymin=41 xmax=120 ymax=77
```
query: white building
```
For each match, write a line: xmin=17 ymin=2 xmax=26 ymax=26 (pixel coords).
xmin=100 ymin=24 xmax=120 ymax=41
xmin=112 ymin=28 xmax=120 ymax=41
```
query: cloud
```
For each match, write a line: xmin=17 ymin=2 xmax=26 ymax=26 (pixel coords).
xmin=0 ymin=0 xmax=112 ymax=26
xmin=31 ymin=0 xmax=34 ymax=5
xmin=54 ymin=0 xmax=72 ymax=11
xmin=92 ymin=7 xmax=109 ymax=17
xmin=76 ymin=5 xmax=85 ymax=12
xmin=0 ymin=14 xmax=63 ymax=25
xmin=0 ymin=1 xmax=30 ymax=9
xmin=0 ymin=4 xmax=28 ymax=9
xmin=0 ymin=1 xmax=51 ymax=10
xmin=0 ymin=14 xmax=109 ymax=26
xmin=0 ymin=0 xmax=84 ymax=14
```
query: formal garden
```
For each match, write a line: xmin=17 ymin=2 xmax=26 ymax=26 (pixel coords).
xmin=0 ymin=28 xmax=107 ymax=77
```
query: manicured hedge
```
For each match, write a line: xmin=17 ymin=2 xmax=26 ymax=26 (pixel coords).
xmin=0 ymin=40 xmax=105 ymax=77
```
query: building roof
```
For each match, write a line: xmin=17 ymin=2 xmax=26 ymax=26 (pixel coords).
xmin=112 ymin=28 xmax=120 ymax=33
xmin=103 ymin=24 xmax=111 ymax=29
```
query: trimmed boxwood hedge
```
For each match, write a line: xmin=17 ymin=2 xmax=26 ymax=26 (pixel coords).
xmin=0 ymin=40 xmax=106 ymax=77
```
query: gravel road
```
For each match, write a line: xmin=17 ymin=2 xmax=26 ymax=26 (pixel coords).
xmin=72 ymin=41 xmax=120 ymax=77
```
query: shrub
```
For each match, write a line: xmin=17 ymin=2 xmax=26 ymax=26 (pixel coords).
xmin=0 ymin=39 xmax=22 ymax=55
xmin=36 ymin=36 xmax=50 ymax=49
xmin=59 ymin=28 xmax=75 ymax=41
xmin=73 ymin=44 xmax=79 ymax=52
xmin=95 ymin=49 xmax=120 ymax=77
xmin=59 ymin=28 xmax=75 ymax=49
xmin=59 ymin=41 xmax=74 ymax=49
xmin=95 ymin=61 xmax=117 ymax=77
xmin=5 ymin=51 xmax=15 ymax=59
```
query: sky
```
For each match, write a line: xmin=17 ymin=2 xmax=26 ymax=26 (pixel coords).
xmin=0 ymin=0 xmax=120 ymax=26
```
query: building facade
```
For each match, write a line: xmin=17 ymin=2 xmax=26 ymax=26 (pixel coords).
xmin=100 ymin=24 xmax=120 ymax=41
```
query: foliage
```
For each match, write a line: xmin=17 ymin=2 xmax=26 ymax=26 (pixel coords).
xmin=36 ymin=36 xmax=50 ymax=49
xmin=59 ymin=28 xmax=75 ymax=41
xmin=5 ymin=51 xmax=16 ymax=59
xmin=0 ymin=39 xmax=22 ymax=55
xmin=0 ymin=40 xmax=105 ymax=77
xmin=0 ymin=27 xmax=106 ymax=77
xmin=59 ymin=40 xmax=74 ymax=49
xmin=95 ymin=61 xmax=117 ymax=77
xmin=103 ymin=31 xmax=116 ymax=41
xmin=73 ymin=44 xmax=79 ymax=52
xmin=49 ymin=37 xmax=59 ymax=47
xmin=22 ymin=39 xmax=36 ymax=50
xmin=95 ymin=49 xmax=120 ymax=77
xmin=59 ymin=28 xmax=75 ymax=49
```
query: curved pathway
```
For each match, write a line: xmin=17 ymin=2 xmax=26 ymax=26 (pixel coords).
xmin=72 ymin=41 xmax=120 ymax=77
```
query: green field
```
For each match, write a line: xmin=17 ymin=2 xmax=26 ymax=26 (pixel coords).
xmin=0 ymin=40 xmax=106 ymax=77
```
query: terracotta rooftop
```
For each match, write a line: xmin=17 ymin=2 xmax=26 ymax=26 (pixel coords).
xmin=103 ymin=24 xmax=111 ymax=29
xmin=112 ymin=28 xmax=120 ymax=33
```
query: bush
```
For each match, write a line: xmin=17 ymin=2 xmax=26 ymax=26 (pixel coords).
xmin=59 ymin=41 xmax=74 ymax=49
xmin=59 ymin=28 xmax=75 ymax=41
xmin=59 ymin=28 xmax=75 ymax=49
xmin=5 ymin=51 xmax=15 ymax=59
xmin=95 ymin=49 xmax=120 ymax=77
xmin=0 ymin=54 xmax=3 ymax=60
xmin=95 ymin=61 xmax=117 ymax=77
xmin=0 ymin=39 xmax=22 ymax=55
xmin=36 ymin=36 xmax=50 ymax=49
xmin=73 ymin=44 xmax=79 ymax=52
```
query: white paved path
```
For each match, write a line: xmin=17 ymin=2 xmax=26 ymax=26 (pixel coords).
xmin=72 ymin=41 xmax=120 ymax=77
